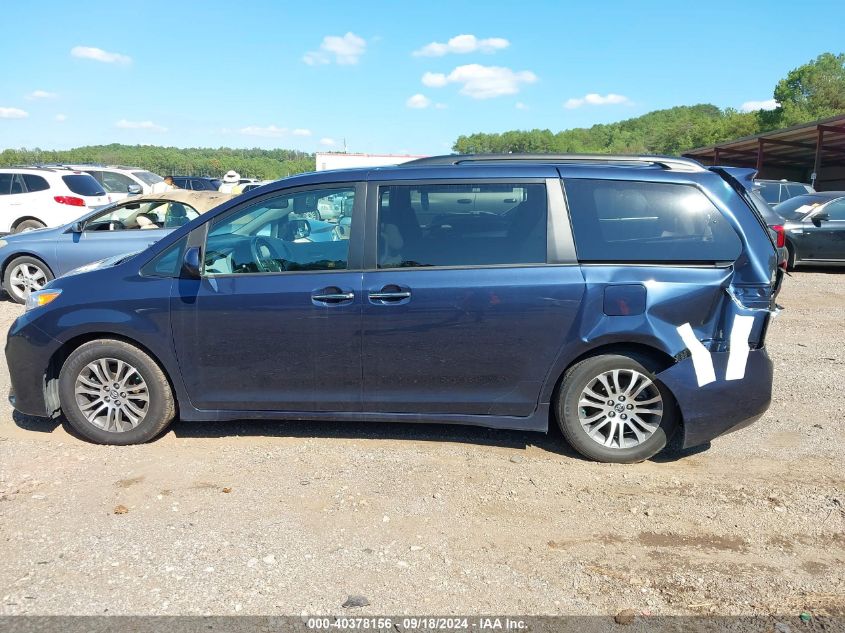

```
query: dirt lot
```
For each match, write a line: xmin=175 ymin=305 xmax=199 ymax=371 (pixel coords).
xmin=0 ymin=271 xmax=843 ymax=619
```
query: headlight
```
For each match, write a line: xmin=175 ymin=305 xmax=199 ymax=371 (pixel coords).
xmin=0 ymin=239 xmax=7 ymax=248
xmin=25 ymin=289 xmax=62 ymax=312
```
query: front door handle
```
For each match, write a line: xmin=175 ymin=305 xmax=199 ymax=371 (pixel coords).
xmin=312 ymin=288 xmax=355 ymax=304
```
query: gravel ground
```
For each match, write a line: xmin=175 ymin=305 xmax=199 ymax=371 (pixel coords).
xmin=0 ymin=271 xmax=843 ymax=619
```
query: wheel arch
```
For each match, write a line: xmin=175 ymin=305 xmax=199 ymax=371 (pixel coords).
xmin=1 ymin=252 xmax=55 ymax=282
xmin=11 ymin=216 xmax=47 ymax=232
xmin=45 ymin=332 xmax=180 ymax=420
xmin=546 ymin=341 xmax=680 ymax=428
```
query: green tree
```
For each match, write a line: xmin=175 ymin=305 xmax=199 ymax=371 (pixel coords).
xmin=773 ymin=52 xmax=845 ymax=124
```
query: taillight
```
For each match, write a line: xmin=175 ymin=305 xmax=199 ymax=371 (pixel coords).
xmin=772 ymin=225 xmax=785 ymax=248
xmin=54 ymin=196 xmax=85 ymax=206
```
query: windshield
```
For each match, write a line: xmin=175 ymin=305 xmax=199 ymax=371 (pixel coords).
xmin=773 ymin=195 xmax=832 ymax=220
xmin=132 ymin=171 xmax=164 ymax=186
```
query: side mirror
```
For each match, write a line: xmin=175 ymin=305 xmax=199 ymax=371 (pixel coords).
xmin=292 ymin=219 xmax=311 ymax=240
xmin=70 ymin=221 xmax=84 ymax=233
xmin=127 ymin=184 xmax=142 ymax=195
xmin=812 ymin=212 xmax=830 ymax=226
xmin=180 ymin=246 xmax=201 ymax=279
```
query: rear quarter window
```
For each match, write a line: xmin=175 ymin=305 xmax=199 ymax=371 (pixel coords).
xmin=564 ymin=179 xmax=742 ymax=263
xmin=22 ymin=174 xmax=50 ymax=192
xmin=62 ymin=174 xmax=106 ymax=197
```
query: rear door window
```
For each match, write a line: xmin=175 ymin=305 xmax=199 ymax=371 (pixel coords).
xmin=564 ymin=179 xmax=742 ymax=263
xmin=62 ymin=175 xmax=106 ymax=197
xmin=377 ymin=182 xmax=547 ymax=268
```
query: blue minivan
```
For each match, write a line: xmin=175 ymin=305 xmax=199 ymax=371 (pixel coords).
xmin=5 ymin=155 xmax=782 ymax=463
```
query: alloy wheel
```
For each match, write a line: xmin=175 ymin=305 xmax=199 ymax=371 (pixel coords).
xmin=577 ymin=369 xmax=663 ymax=449
xmin=73 ymin=358 xmax=150 ymax=432
xmin=9 ymin=263 xmax=47 ymax=300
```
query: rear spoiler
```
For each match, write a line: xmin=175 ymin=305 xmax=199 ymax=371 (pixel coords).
xmin=709 ymin=166 xmax=758 ymax=189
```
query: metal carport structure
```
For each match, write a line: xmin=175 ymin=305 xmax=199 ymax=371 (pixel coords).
xmin=683 ymin=114 xmax=845 ymax=190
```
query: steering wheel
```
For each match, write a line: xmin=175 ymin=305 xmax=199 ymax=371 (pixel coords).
xmin=250 ymin=237 xmax=284 ymax=272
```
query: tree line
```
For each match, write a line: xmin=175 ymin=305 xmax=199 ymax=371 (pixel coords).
xmin=0 ymin=144 xmax=315 ymax=180
xmin=453 ymin=53 xmax=845 ymax=155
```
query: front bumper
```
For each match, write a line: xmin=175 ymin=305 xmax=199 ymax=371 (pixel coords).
xmin=5 ymin=316 xmax=62 ymax=418
xmin=657 ymin=347 xmax=773 ymax=448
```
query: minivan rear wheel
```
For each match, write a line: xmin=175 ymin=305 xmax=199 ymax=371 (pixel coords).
xmin=58 ymin=339 xmax=175 ymax=445
xmin=557 ymin=354 xmax=678 ymax=463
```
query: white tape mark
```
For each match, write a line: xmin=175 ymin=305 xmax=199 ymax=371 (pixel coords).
xmin=726 ymin=315 xmax=755 ymax=381
xmin=676 ymin=323 xmax=716 ymax=387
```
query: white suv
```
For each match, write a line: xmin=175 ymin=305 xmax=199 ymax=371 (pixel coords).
xmin=0 ymin=167 xmax=110 ymax=233
xmin=65 ymin=165 xmax=165 ymax=201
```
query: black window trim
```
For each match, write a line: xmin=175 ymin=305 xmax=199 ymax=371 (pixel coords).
xmin=364 ymin=177 xmax=574 ymax=271
xmin=561 ymin=176 xmax=744 ymax=266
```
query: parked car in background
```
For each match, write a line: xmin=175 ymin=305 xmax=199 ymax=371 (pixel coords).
xmin=239 ymin=180 xmax=274 ymax=194
xmin=0 ymin=190 xmax=235 ymax=303
xmin=6 ymin=154 xmax=781 ymax=464
xmin=755 ymin=179 xmax=814 ymax=207
xmin=0 ymin=167 xmax=110 ymax=234
xmin=773 ymin=192 xmax=845 ymax=269
xmin=64 ymin=165 xmax=164 ymax=200
xmin=172 ymin=176 xmax=222 ymax=192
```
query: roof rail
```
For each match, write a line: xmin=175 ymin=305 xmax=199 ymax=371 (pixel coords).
xmin=401 ymin=153 xmax=705 ymax=172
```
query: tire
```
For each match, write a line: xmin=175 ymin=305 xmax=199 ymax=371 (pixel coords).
xmin=786 ymin=243 xmax=798 ymax=271
xmin=302 ymin=210 xmax=322 ymax=221
xmin=13 ymin=219 xmax=46 ymax=233
xmin=3 ymin=255 xmax=54 ymax=304
xmin=556 ymin=354 xmax=679 ymax=463
xmin=58 ymin=339 xmax=176 ymax=445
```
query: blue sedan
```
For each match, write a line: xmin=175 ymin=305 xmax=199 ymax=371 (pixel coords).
xmin=0 ymin=190 xmax=235 ymax=303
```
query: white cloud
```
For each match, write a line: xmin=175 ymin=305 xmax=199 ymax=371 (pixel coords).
xmin=413 ymin=34 xmax=509 ymax=57
xmin=303 ymin=32 xmax=366 ymax=66
xmin=564 ymin=93 xmax=632 ymax=109
xmin=27 ymin=90 xmax=57 ymax=100
xmin=422 ymin=71 xmax=449 ymax=88
xmin=55 ymin=113 xmax=67 ymax=122
xmin=319 ymin=137 xmax=337 ymax=146
xmin=515 ymin=101 xmax=528 ymax=110
xmin=115 ymin=119 xmax=167 ymax=132
xmin=406 ymin=93 xmax=432 ymax=109
xmin=423 ymin=64 xmax=537 ymax=99
xmin=740 ymin=99 xmax=779 ymax=112
xmin=240 ymin=124 xmax=288 ymax=138
xmin=292 ymin=128 xmax=312 ymax=137
xmin=0 ymin=107 xmax=29 ymax=119
xmin=71 ymin=46 xmax=131 ymax=64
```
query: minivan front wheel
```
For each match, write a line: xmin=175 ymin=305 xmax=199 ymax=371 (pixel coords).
xmin=58 ymin=339 xmax=175 ymax=445
xmin=557 ymin=354 xmax=678 ymax=463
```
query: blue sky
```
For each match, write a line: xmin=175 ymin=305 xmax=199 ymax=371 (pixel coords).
xmin=1 ymin=0 xmax=842 ymax=155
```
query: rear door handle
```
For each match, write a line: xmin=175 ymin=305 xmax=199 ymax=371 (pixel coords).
xmin=312 ymin=289 xmax=355 ymax=304
xmin=369 ymin=291 xmax=411 ymax=300
xmin=368 ymin=285 xmax=411 ymax=303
